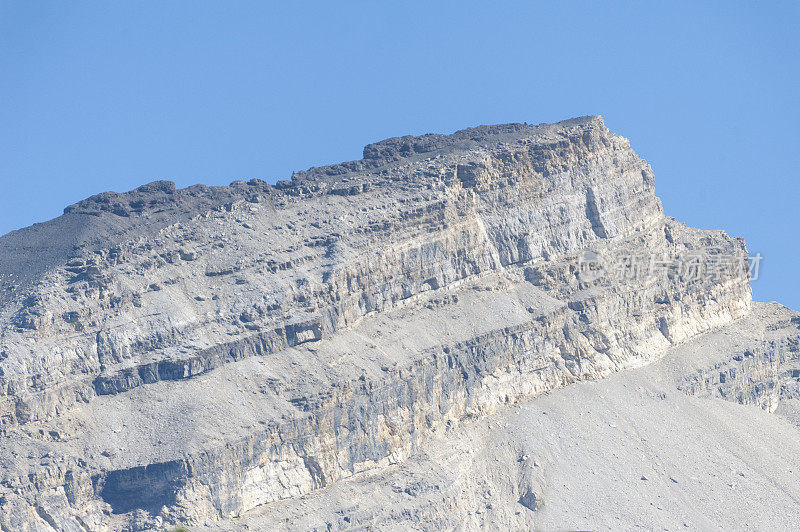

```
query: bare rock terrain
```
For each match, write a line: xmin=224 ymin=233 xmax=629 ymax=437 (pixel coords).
xmin=0 ymin=116 xmax=797 ymax=530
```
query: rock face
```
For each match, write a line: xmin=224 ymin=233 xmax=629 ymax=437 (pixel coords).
xmin=0 ymin=116 xmax=796 ymax=530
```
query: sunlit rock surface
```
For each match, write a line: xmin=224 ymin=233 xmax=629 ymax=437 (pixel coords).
xmin=1 ymin=116 xmax=796 ymax=530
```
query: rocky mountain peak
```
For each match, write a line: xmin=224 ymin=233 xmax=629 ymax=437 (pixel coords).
xmin=1 ymin=117 xmax=796 ymax=531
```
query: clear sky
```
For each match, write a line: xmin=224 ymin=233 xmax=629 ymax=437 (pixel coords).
xmin=1 ymin=1 xmax=798 ymax=308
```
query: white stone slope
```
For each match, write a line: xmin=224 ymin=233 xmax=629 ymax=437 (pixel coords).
xmin=212 ymin=302 xmax=800 ymax=531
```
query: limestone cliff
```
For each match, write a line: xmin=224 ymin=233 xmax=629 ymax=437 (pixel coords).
xmin=0 ymin=116 xmax=794 ymax=530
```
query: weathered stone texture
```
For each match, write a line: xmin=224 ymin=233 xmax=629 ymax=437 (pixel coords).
xmin=1 ymin=116 xmax=787 ymax=530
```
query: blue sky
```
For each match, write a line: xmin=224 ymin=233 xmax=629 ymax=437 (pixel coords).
xmin=1 ymin=1 xmax=798 ymax=308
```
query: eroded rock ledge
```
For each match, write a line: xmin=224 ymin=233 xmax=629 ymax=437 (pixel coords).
xmin=0 ymin=116 xmax=766 ymax=530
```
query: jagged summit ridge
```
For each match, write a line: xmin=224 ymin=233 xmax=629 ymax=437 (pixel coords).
xmin=0 ymin=115 xmax=609 ymax=297
xmin=59 ymin=115 xmax=604 ymax=217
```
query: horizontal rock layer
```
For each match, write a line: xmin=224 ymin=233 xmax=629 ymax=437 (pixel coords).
xmin=0 ymin=116 xmax=775 ymax=530
xmin=213 ymin=302 xmax=800 ymax=531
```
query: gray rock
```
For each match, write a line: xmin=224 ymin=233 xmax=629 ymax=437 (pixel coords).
xmin=0 ymin=115 xmax=795 ymax=531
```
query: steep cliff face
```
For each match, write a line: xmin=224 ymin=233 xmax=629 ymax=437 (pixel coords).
xmin=216 ymin=303 xmax=800 ymax=532
xmin=0 ymin=116 xmax=787 ymax=530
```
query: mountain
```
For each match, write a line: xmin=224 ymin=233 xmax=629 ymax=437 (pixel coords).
xmin=1 ymin=116 xmax=798 ymax=530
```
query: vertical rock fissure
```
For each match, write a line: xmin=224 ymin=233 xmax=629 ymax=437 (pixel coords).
xmin=585 ymin=187 xmax=608 ymax=238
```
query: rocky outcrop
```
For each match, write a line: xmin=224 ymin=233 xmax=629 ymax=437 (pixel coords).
xmin=214 ymin=302 xmax=800 ymax=532
xmin=0 ymin=116 xmax=772 ymax=530
xmin=677 ymin=303 xmax=800 ymax=411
